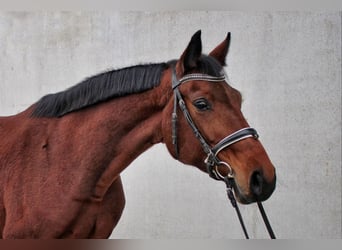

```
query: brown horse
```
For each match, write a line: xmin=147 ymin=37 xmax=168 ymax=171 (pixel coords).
xmin=0 ymin=30 xmax=276 ymax=238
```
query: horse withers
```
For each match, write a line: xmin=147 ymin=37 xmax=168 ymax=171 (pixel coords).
xmin=0 ymin=30 xmax=276 ymax=238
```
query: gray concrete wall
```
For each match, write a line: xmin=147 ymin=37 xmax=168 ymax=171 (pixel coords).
xmin=0 ymin=11 xmax=340 ymax=239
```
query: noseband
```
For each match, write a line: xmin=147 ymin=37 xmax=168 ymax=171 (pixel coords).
xmin=171 ymin=67 xmax=276 ymax=239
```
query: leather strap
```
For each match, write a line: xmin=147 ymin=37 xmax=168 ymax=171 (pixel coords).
xmin=212 ymin=128 xmax=259 ymax=156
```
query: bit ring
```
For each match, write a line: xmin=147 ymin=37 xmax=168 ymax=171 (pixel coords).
xmin=215 ymin=161 xmax=234 ymax=179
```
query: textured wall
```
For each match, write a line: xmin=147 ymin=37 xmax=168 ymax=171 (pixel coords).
xmin=0 ymin=11 xmax=341 ymax=238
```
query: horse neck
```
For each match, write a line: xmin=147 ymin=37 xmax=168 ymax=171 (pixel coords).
xmin=63 ymin=68 xmax=173 ymax=200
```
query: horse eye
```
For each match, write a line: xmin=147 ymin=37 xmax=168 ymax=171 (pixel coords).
xmin=193 ymin=98 xmax=211 ymax=111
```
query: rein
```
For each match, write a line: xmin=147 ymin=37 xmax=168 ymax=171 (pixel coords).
xmin=171 ymin=68 xmax=276 ymax=239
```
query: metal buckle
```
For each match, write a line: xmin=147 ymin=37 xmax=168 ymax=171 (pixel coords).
xmin=204 ymin=153 xmax=214 ymax=166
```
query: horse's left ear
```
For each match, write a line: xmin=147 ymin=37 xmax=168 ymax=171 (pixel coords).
xmin=176 ymin=30 xmax=202 ymax=75
xmin=209 ymin=32 xmax=231 ymax=66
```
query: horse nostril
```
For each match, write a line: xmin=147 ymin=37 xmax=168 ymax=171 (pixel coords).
xmin=251 ymin=171 xmax=263 ymax=197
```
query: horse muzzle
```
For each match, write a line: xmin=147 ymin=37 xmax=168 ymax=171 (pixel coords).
xmin=234 ymin=170 xmax=276 ymax=204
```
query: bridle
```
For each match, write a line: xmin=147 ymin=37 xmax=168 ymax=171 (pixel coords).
xmin=171 ymin=67 xmax=258 ymax=181
xmin=171 ymin=67 xmax=276 ymax=239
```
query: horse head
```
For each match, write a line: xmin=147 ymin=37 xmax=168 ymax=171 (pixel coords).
xmin=162 ymin=30 xmax=276 ymax=204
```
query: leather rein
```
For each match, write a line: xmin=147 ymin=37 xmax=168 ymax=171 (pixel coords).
xmin=171 ymin=68 xmax=276 ymax=239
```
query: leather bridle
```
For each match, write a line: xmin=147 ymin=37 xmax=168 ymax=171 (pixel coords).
xmin=171 ymin=68 xmax=258 ymax=181
xmin=171 ymin=67 xmax=276 ymax=239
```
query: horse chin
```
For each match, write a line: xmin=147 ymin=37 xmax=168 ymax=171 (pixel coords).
xmin=233 ymin=177 xmax=276 ymax=205
xmin=232 ymin=181 xmax=257 ymax=205
xmin=234 ymin=188 xmax=255 ymax=204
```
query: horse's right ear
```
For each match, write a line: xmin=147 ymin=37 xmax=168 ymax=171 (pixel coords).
xmin=176 ymin=30 xmax=202 ymax=75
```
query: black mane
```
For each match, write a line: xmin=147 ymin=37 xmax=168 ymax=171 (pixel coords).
xmin=32 ymin=55 xmax=223 ymax=118
xmin=32 ymin=63 xmax=169 ymax=117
